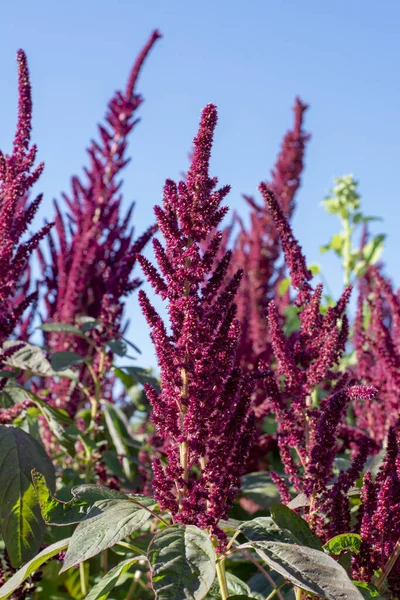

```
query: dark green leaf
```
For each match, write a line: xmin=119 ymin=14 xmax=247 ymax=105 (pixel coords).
xmin=269 ymin=504 xmax=323 ymax=550
xmin=84 ymin=556 xmax=145 ymax=600
xmin=4 ymin=341 xmax=55 ymax=377
xmin=18 ymin=387 xmax=78 ymax=456
xmin=107 ymin=339 xmax=127 ymax=357
xmin=252 ymin=541 xmax=364 ymax=600
xmin=240 ymin=517 xmax=294 ymax=544
xmin=39 ymin=322 xmax=85 ymax=336
xmin=148 ymin=524 xmax=216 ymax=599
xmin=324 ymin=533 xmax=362 ymax=555
xmin=32 ymin=471 xmax=90 ymax=525
xmin=0 ymin=426 xmax=56 ymax=567
xmin=353 ymin=581 xmax=384 ymax=599
xmin=240 ymin=473 xmax=281 ymax=509
xmin=122 ymin=366 xmax=160 ymax=389
xmin=0 ymin=537 xmax=70 ymax=599
xmin=51 ymin=351 xmax=85 ymax=371
xmin=71 ymin=484 xmax=128 ymax=503
xmin=60 ymin=496 xmax=156 ymax=571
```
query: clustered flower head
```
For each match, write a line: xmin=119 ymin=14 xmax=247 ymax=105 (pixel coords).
xmin=0 ymin=50 xmax=52 ymax=394
xmin=38 ymin=31 xmax=161 ymax=413
xmin=353 ymin=421 xmax=400 ymax=595
xmin=254 ymin=185 xmax=377 ymax=538
xmin=139 ymin=104 xmax=256 ymax=545
xmin=353 ymin=266 xmax=400 ymax=444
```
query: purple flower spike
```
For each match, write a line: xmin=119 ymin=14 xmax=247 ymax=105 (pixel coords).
xmin=139 ymin=104 xmax=255 ymax=545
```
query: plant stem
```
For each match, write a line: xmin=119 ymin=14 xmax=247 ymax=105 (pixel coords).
xmin=101 ymin=549 xmax=108 ymax=574
xmin=235 ymin=546 xmax=285 ymax=600
xmin=265 ymin=581 xmax=287 ymax=600
xmin=79 ymin=563 xmax=87 ymax=596
xmin=216 ymin=557 xmax=229 ymax=600
xmin=126 ymin=569 xmax=141 ymax=600
xmin=342 ymin=214 xmax=352 ymax=286
xmin=376 ymin=537 xmax=400 ymax=590
xmin=295 ymin=586 xmax=303 ymax=600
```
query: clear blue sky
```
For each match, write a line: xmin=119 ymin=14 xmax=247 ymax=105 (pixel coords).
xmin=1 ymin=1 xmax=399 ymax=368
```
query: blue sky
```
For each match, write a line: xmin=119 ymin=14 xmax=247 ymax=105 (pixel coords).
xmin=1 ymin=1 xmax=399 ymax=368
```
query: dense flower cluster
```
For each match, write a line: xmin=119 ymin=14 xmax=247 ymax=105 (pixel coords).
xmin=38 ymin=31 xmax=161 ymax=413
xmin=353 ymin=266 xmax=400 ymax=444
xmin=139 ymin=104 xmax=256 ymax=544
xmin=256 ymin=185 xmax=377 ymax=538
xmin=0 ymin=51 xmax=51 ymax=345
xmin=0 ymin=51 xmax=52 ymax=397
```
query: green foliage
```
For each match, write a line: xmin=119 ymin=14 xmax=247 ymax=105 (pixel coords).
xmin=84 ymin=556 xmax=146 ymax=600
xmin=148 ymin=525 xmax=216 ymax=600
xmin=60 ymin=496 xmax=156 ymax=571
xmin=0 ymin=426 xmax=55 ymax=567
xmin=320 ymin=175 xmax=385 ymax=285
xmin=269 ymin=504 xmax=323 ymax=550
xmin=324 ymin=533 xmax=362 ymax=556
xmin=0 ymin=538 xmax=70 ymax=599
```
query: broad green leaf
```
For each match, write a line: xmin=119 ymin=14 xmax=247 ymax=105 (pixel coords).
xmin=207 ymin=572 xmax=264 ymax=599
xmin=287 ymin=493 xmax=309 ymax=510
xmin=60 ymin=496 xmax=156 ymax=571
xmin=0 ymin=537 xmax=70 ymax=599
xmin=84 ymin=556 xmax=146 ymax=600
xmin=269 ymin=504 xmax=323 ymax=550
xmin=72 ymin=484 xmax=128 ymax=503
xmin=0 ymin=382 xmax=27 ymax=409
xmin=32 ymin=471 xmax=91 ymax=525
xmin=103 ymin=402 xmax=134 ymax=479
xmin=353 ymin=582 xmax=384 ymax=599
xmin=240 ymin=472 xmax=281 ymax=509
xmin=4 ymin=341 xmax=54 ymax=377
xmin=0 ymin=426 xmax=56 ymax=567
xmin=39 ymin=322 xmax=85 ymax=336
xmin=107 ymin=339 xmax=127 ymax=356
xmin=122 ymin=365 xmax=160 ymax=389
xmin=18 ymin=387 xmax=78 ymax=455
xmin=227 ymin=597 xmax=255 ymax=600
xmin=324 ymin=533 xmax=362 ymax=555
xmin=51 ymin=351 xmax=85 ymax=371
xmin=148 ymin=525 xmax=216 ymax=599
xmin=240 ymin=517 xmax=294 ymax=544
xmin=252 ymin=541 xmax=364 ymax=600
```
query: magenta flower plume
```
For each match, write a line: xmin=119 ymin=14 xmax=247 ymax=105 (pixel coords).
xmin=38 ymin=31 xmax=161 ymax=413
xmin=353 ymin=267 xmax=400 ymax=443
xmin=139 ymin=104 xmax=255 ymax=545
xmin=0 ymin=50 xmax=52 ymax=398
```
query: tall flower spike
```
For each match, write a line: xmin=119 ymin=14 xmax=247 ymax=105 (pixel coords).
xmin=139 ymin=104 xmax=255 ymax=546
xmin=0 ymin=51 xmax=52 ymax=393
xmin=38 ymin=31 xmax=161 ymax=413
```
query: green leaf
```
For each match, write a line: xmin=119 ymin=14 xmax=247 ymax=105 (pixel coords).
xmin=107 ymin=339 xmax=127 ymax=356
xmin=15 ymin=387 xmax=78 ymax=456
xmin=32 ymin=471 xmax=91 ymax=525
xmin=60 ymin=496 xmax=156 ymax=571
xmin=208 ymin=572 xmax=256 ymax=599
xmin=324 ymin=533 xmax=362 ymax=555
xmin=51 ymin=351 xmax=85 ymax=371
xmin=148 ymin=525 xmax=215 ymax=600
xmin=122 ymin=365 xmax=160 ymax=389
xmin=0 ymin=537 xmax=70 ymax=599
xmin=278 ymin=278 xmax=290 ymax=297
xmin=308 ymin=263 xmax=321 ymax=275
xmin=3 ymin=341 xmax=55 ymax=377
xmin=0 ymin=426 xmax=56 ymax=567
xmin=84 ymin=556 xmax=146 ymax=600
xmin=362 ymin=234 xmax=385 ymax=266
xmin=353 ymin=581 xmax=384 ymax=599
xmin=252 ymin=541 xmax=364 ymax=600
xmin=240 ymin=517 xmax=295 ymax=544
xmin=0 ymin=382 xmax=27 ymax=409
xmin=103 ymin=402 xmax=134 ymax=480
xmin=71 ymin=484 xmax=128 ymax=503
xmin=269 ymin=504 xmax=323 ymax=550
xmin=39 ymin=322 xmax=86 ymax=337
xmin=240 ymin=472 xmax=281 ymax=509
xmin=227 ymin=597 xmax=255 ymax=600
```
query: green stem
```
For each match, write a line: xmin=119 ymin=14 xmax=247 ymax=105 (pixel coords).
xmin=342 ymin=215 xmax=352 ymax=286
xmin=80 ymin=562 xmax=88 ymax=596
xmin=295 ymin=587 xmax=303 ymax=600
xmin=265 ymin=581 xmax=287 ymax=600
xmin=216 ymin=557 xmax=229 ymax=600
